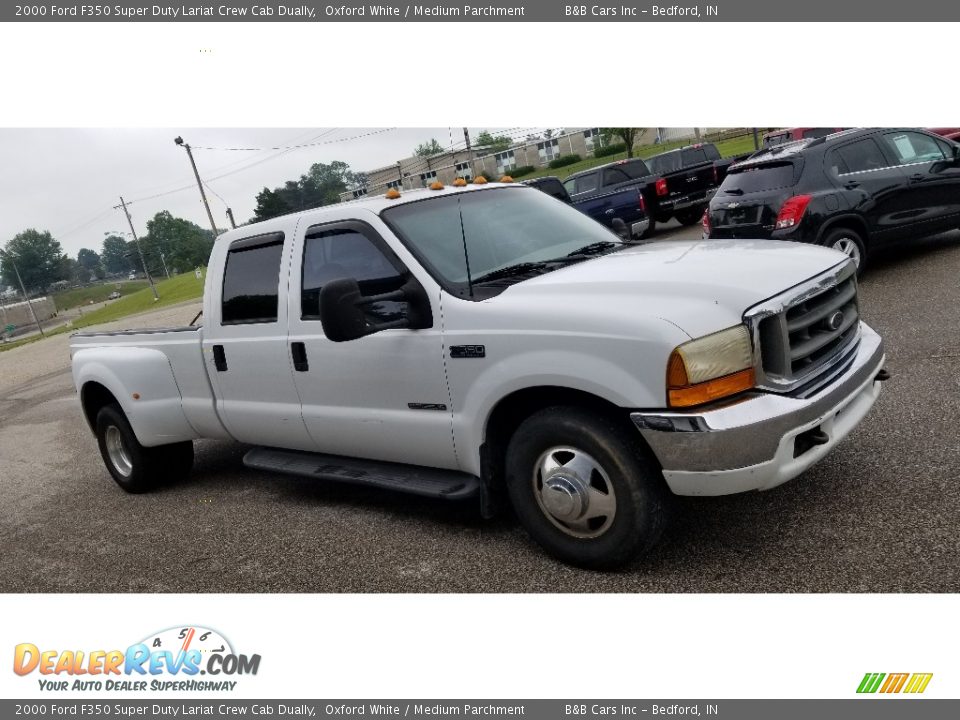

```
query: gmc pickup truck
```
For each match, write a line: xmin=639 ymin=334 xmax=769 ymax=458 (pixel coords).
xmin=644 ymin=142 xmax=749 ymax=227
xmin=71 ymin=181 xmax=887 ymax=569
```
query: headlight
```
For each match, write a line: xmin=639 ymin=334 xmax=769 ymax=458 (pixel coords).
xmin=667 ymin=325 xmax=755 ymax=408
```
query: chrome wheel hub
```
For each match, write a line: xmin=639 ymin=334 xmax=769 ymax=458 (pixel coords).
xmin=533 ymin=447 xmax=616 ymax=539
xmin=832 ymin=237 xmax=861 ymax=268
xmin=105 ymin=425 xmax=133 ymax=477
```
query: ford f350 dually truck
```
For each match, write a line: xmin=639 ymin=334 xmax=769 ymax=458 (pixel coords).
xmin=71 ymin=182 xmax=886 ymax=569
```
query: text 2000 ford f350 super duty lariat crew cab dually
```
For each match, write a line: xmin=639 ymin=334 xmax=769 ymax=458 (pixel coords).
xmin=71 ymin=182 xmax=886 ymax=569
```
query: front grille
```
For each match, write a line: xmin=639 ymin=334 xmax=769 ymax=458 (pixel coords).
xmin=748 ymin=263 xmax=860 ymax=394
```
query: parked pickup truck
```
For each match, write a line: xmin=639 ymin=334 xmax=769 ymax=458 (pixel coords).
xmin=561 ymin=158 xmax=653 ymax=238
xmin=643 ymin=142 xmax=749 ymax=228
xmin=71 ymin=182 xmax=887 ymax=569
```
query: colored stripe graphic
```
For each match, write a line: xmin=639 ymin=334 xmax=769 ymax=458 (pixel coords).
xmin=904 ymin=673 xmax=933 ymax=694
xmin=880 ymin=673 xmax=909 ymax=693
xmin=857 ymin=673 xmax=885 ymax=693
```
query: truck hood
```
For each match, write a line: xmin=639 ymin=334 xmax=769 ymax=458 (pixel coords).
xmin=499 ymin=239 xmax=848 ymax=338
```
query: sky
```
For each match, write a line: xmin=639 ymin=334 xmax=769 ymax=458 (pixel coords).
xmin=0 ymin=127 xmax=546 ymax=258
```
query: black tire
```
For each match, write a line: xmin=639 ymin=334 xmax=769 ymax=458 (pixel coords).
xmin=95 ymin=404 xmax=193 ymax=493
xmin=821 ymin=226 xmax=867 ymax=275
xmin=505 ymin=406 xmax=669 ymax=570
xmin=654 ymin=212 xmax=672 ymax=224
xmin=641 ymin=215 xmax=657 ymax=239
xmin=675 ymin=207 xmax=704 ymax=226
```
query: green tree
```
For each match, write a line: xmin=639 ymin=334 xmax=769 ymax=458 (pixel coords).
xmin=475 ymin=130 xmax=512 ymax=151
xmin=414 ymin=138 xmax=444 ymax=157
xmin=251 ymin=160 xmax=357 ymax=222
xmin=602 ymin=128 xmax=642 ymax=158
xmin=77 ymin=248 xmax=101 ymax=279
xmin=1 ymin=229 xmax=67 ymax=292
xmin=143 ymin=211 xmax=215 ymax=272
xmin=101 ymin=235 xmax=131 ymax=274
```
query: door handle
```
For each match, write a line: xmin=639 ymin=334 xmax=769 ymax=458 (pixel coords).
xmin=212 ymin=345 xmax=227 ymax=372
xmin=909 ymin=173 xmax=925 ymax=183
xmin=291 ymin=342 xmax=309 ymax=372
xmin=844 ymin=180 xmax=860 ymax=189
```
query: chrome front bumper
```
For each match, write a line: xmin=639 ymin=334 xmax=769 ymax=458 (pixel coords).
xmin=631 ymin=322 xmax=885 ymax=496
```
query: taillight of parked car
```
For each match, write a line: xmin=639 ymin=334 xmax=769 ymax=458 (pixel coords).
xmin=775 ymin=194 xmax=812 ymax=229
xmin=655 ymin=178 xmax=668 ymax=196
xmin=701 ymin=208 xmax=711 ymax=236
xmin=639 ymin=192 xmax=646 ymax=212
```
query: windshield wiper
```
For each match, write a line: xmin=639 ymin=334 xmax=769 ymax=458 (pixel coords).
xmin=563 ymin=241 xmax=619 ymax=258
xmin=472 ymin=261 xmax=557 ymax=285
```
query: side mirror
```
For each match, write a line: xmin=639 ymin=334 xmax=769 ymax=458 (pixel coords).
xmin=319 ymin=276 xmax=432 ymax=342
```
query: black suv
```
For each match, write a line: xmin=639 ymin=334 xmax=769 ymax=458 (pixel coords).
xmin=705 ymin=128 xmax=960 ymax=272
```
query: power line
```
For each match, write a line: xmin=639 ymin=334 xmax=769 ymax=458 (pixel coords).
xmin=189 ymin=127 xmax=398 ymax=152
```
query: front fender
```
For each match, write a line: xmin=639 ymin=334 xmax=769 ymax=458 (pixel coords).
xmin=73 ymin=346 xmax=199 ymax=446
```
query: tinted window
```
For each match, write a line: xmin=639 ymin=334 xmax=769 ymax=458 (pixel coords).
xmin=647 ymin=153 xmax=681 ymax=174
xmin=602 ymin=168 xmax=630 ymax=186
xmin=562 ymin=178 xmax=576 ymax=195
xmin=703 ymin=144 xmax=721 ymax=161
xmin=301 ymin=227 xmax=405 ymax=322
xmin=720 ymin=162 xmax=796 ymax=194
xmin=681 ymin=147 xmax=708 ymax=165
xmin=619 ymin=159 xmax=652 ymax=179
xmin=835 ymin=138 xmax=889 ymax=174
xmin=882 ymin=132 xmax=946 ymax=165
xmin=574 ymin=174 xmax=599 ymax=194
xmin=221 ymin=237 xmax=284 ymax=325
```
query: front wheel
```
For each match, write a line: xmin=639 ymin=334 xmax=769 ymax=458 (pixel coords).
xmin=505 ymin=407 xmax=669 ymax=570
xmin=95 ymin=404 xmax=193 ymax=493
xmin=822 ymin=227 xmax=867 ymax=274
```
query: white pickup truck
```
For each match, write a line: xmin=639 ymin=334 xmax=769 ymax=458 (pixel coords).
xmin=71 ymin=182 xmax=886 ymax=569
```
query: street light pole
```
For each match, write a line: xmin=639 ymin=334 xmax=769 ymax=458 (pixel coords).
xmin=117 ymin=197 xmax=159 ymax=301
xmin=160 ymin=251 xmax=170 ymax=278
xmin=174 ymin=136 xmax=221 ymax=240
xmin=0 ymin=251 xmax=45 ymax=336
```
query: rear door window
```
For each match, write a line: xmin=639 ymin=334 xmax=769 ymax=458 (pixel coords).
xmin=221 ymin=234 xmax=284 ymax=325
xmin=619 ymin=159 xmax=651 ymax=179
xmin=833 ymin=138 xmax=889 ymax=174
xmin=720 ymin=162 xmax=796 ymax=194
xmin=573 ymin=174 xmax=599 ymax=194
xmin=602 ymin=168 xmax=631 ymax=186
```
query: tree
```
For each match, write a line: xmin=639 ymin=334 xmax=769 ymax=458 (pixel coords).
xmin=77 ymin=247 xmax=101 ymax=277
xmin=414 ymin=138 xmax=444 ymax=157
xmin=143 ymin=211 xmax=215 ymax=271
xmin=101 ymin=235 xmax=131 ymax=274
xmin=475 ymin=130 xmax=512 ymax=151
xmin=602 ymin=128 xmax=643 ymax=158
xmin=251 ymin=160 xmax=358 ymax=223
xmin=0 ymin=229 xmax=67 ymax=292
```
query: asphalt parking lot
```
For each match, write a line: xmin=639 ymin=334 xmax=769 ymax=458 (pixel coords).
xmin=2 ymin=222 xmax=959 ymax=593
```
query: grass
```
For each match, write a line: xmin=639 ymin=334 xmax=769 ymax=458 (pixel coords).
xmin=71 ymin=271 xmax=205 ymax=329
xmin=0 ymin=271 xmax=205 ymax=353
xmin=520 ymin=133 xmax=764 ymax=182
xmin=52 ymin=281 xmax=149 ymax=312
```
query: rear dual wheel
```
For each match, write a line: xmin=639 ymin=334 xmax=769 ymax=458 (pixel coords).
xmin=95 ymin=404 xmax=193 ymax=493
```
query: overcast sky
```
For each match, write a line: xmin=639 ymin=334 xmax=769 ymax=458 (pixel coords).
xmin=0 ymin=127 xmax=546 ymax=258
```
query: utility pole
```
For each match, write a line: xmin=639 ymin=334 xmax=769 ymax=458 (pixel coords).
xmin=1 ymin=252 xmax=44 ymax=336
xmin=117 ymin=196 xmax=159 ymax=301
xmin=752 ymin=127 xmax=760 ymax=151
xmin=463 ymin=127 xmax=474 ymax=179
xmin=159 ymin=252 xmax=170 ymax=279
xmin=174 ymin=136 xmax=221 ymax=239
xmin=225 ymin=208 xmax=237 ymax=229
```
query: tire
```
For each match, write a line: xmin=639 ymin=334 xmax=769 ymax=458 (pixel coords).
xmin=95 ymin=404 xmax=193 ymax=493
xmin=822 ymin=226 xmax=867 ymax=274
xmin=641 ymin=215 xmax=657 ymax=239
xmin=505 ymin=406 xmax=669 ymax=570
xmin=654 ymin=212 xmax=672 ymax=224
xmin=675 ymin=207 xmax=703 ymax=226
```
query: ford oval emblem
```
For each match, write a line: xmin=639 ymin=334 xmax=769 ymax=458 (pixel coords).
xmin=726 ymin=202 xmax=741 ymax=209
xmin=826 ymin=310 xmax=844 ymax=331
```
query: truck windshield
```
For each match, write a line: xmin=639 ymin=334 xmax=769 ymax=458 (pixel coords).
xmin=381 ymin=187 xmax=623 ymax=298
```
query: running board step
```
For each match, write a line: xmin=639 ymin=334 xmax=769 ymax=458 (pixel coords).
xmin=243 ymin=447 xmax=481 ymax=501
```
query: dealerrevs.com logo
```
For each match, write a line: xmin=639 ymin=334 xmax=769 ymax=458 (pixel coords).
xmin=13 ymin=626 xmax=261 ymax=692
